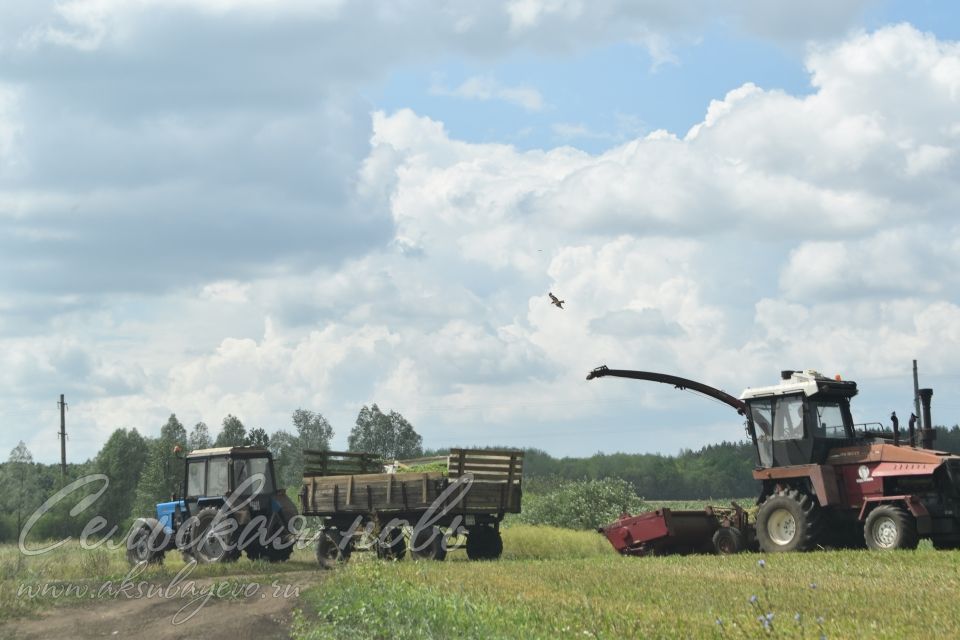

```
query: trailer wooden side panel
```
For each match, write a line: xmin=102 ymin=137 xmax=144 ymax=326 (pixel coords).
xmin=302 ymin=471 xmax=446 ymax=515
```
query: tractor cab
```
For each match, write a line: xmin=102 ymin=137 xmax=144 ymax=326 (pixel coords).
xmin=740 ymin=370 xmax=860 ymax=468
xmin=184 ymin=446 xmax=278 ymax=517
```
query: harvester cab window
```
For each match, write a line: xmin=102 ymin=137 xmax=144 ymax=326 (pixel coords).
xmin=812 ymin=402 xmax=848 ymax=439
xmin=749 ymin=398 xmax=773 ymax=467
xmin=207 ymin=458 xmax=229 ymax=496
xmin=773 ymin=396 xmax=805 ymax=440
xmin=234 ymin=457 xmax=274 ymax=494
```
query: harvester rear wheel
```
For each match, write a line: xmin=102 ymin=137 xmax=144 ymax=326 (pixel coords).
xmin=931 ymin=536 xmax=960 ymax=550
xmin=712 ymin=526 xmax=745 ymax=555
xmin=864 ymin=504 xmax=918 ymax=551
xmin=756 ymin=489 xmax=822 ymax=553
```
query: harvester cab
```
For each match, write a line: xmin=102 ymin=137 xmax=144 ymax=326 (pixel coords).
xmin=126 ymin=446 xmax=299 ymax=565
xmin=740 ymin=369 xmax=859 ymax=468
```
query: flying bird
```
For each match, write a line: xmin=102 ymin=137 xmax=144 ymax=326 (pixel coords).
xmin=549 ymin=292 xmax=565 ymax=309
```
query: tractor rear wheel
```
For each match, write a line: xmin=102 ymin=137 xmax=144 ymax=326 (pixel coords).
xmin=756 ymin=489 xmax=822 ymax=553
xmin=316 ymin=528 xmax=352 ymax=568
xmin=712 ymin=526 xmax=745 ymax=555
xmin=864 ymin=505 xmax=919 ymax=551
xmin=466 ymin=525 xmax=503 ymax=560
xmin=410 ymin=526 xmax=447 ymax=561
xmin=189 ymin=507 xmax=241 ymax=563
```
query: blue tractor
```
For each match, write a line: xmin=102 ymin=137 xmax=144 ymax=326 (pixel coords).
xmin=125 ymin=446 xmax=299 ymax=564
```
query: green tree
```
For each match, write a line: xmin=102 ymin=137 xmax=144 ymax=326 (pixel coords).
xmin=293 ymin=409 xmax=333 ymax=450
xmin=188 ymin=421 xmax=212 ymax=450
xmin=4 ymin=441 xmax=37 ymax=537
xmin=269 ymin=430 xmax=299 ymax=489
xmin=130 ymin=415 xmax=190 ymax=518
xmin=247 ymin=427 xmax=270 ymax=447
xmin=214 ymin=414 xmax=247 ymax=447
xmin=348 ymin=404 xmax=422 ymax=460
xmin=95 ymin=428 xmax=148 ymax=528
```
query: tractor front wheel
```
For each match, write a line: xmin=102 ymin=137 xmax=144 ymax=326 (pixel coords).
xmin=864 ymin=505 xmax=919 ymax=551
xmin=756 ymin=489 xmax=822 ymax=553
xmin=189 ymin=507 xmax=241 ymax=563
xmin=125 ymin=518 xmax=167 ymax=566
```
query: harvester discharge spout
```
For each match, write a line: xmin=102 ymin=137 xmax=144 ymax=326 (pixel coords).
xmin=587 ymin=365 xmax=746 ymax=415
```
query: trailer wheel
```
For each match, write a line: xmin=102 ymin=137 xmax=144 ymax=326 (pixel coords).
xmin=316 ymin=528 xmax=351 ymax=568
xmin=864 ymin=505 xmax=919 ymax=551
xmin=377 ymin=526 xmax=407 ymax=561
xmin=756 ymin=489 xmax=822 ymax=553
xmin=410 ymin=526 xmax=447 ymax=561
xmin=125 ymin=518 xmax=167 ymax=566
xmin=712 ymin=526 xmax=745 ymax=555
xmin=466 ymin=526 xmax=503 ymax=560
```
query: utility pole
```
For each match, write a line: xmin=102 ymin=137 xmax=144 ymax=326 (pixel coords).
xmin=58 ymin=394 xmax=67 ymax=481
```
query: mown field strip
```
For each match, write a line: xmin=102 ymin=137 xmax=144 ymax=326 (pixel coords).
xmin=293 ymin=525 xmax=960 ymax=639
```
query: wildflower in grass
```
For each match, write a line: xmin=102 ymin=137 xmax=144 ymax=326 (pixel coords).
xmin=757 ymin=559 xmax=766 ymax=568
xmin=749 ymin=595 xmax=758 ymax=604
xmin=716 ymin=618 xmax=723 ymax=627
xmin=810 ymin=583 xmax=818 ymax=589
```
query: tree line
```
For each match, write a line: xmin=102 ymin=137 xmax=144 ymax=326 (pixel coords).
xmin=1 ymin=403 xmax=422 ymax=542
xmin=6 ymin=421 xmax=960 ymax=542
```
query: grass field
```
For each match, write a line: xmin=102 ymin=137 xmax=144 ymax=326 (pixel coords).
xmin=4 ymin=507 xmax=960 ymax=639
xmin=292 ymin=525 xmax=960 ymax=640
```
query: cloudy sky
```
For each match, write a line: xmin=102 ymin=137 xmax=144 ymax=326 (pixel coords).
xmin=3 ymin=0 xmax=960 ymax=462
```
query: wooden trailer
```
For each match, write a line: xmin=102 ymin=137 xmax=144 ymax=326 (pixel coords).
xmin=300 ymin=448 xmax=523 ymax=566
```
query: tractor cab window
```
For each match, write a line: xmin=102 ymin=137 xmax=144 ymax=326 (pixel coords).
xmin=187 ymin=460 xmax=206 ymax=497
xmin=811 ymin=401 xmax=850 ymax=438
xmin=233 ymin=457 xmax=275 ymax=494
xmin=749 ymin=398 xmax=773 ymax=467
xmin=207 ymin=458 xmax=230 ymax=496
xmin=773 ymin=396 xmax=805 ymax=440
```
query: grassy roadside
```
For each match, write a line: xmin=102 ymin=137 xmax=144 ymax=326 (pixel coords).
xmin=293 ymin=525 xmax=960 ymax=639
xmin=0 ymin=540 xmax=318 ymax=621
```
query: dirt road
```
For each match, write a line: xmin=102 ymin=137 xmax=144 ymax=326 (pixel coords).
xmin=2 ymin=570 xmax=323 ymax=640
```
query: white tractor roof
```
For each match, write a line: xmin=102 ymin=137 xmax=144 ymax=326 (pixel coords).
xmin=739 ymin=370 xmax=832 ymax=400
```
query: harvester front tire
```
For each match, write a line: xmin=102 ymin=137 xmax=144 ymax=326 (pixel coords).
xmin=756 ymin=489 xmax=822 ymax=553
xmin=864 ymin=505 xmax=919 ymax=551
xmin=712 ymin=526 xmax=745 ymax=555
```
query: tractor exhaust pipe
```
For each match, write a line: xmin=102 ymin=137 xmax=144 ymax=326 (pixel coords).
xmin=890 ymin=412 xmax=899 ymax=446
xmin=919 ymin=388 xmax=935 ymax=450
xmin=908 ymin=413 xmax=918 ymax=447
